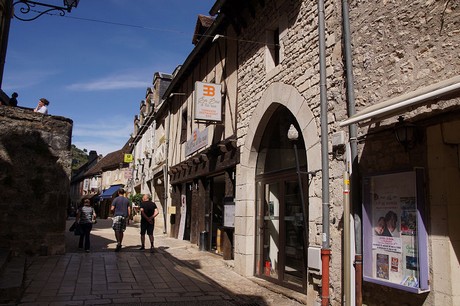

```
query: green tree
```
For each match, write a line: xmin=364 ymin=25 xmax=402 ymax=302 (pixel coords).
xmin=71 ymin=144 xmax=88 ymax=171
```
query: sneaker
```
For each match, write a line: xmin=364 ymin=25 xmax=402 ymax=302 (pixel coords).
xmin=139 ymin=246 xmax=145 ymax=250
xmin=150 ymin=247 xmax=155 ymax=253
xmin=115 ymin=244 xmax=121 ymax=252
xmin=85 ymin=250 xmax=90 ymax=253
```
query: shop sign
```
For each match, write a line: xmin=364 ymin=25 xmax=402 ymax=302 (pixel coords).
xmin=83 ymin=179 xmax=89 ymax=191
xmin=194 ymin=81 xmax=222 ymax=121
xmin=124 ymin=154 xmax=133 ymax=163
xmin=185 ymin=127 xmax=208 ymax=156
xmin=124 ymin=168 xmax=132 ymax=179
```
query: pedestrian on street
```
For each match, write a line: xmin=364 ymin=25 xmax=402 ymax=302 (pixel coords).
xmin=75 ymin=199 xmax=96 ymax=253
xmin=111 ymin=188 xmax=131 ymax=252
xmin=139 ymin=193 xmax=159 ymax=252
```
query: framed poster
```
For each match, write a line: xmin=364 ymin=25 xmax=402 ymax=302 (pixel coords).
xmin=362 ymin=169 xmax=429 ymax=293
xmin=223 ymin=197 xmax=235 ymax=228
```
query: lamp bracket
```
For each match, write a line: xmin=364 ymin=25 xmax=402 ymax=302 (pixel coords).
xmin=14 ymin=0 xmax=77 ymax=21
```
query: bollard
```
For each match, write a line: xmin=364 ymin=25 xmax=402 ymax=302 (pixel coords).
xmin=199 ymin=231 xmax=208 ymax=251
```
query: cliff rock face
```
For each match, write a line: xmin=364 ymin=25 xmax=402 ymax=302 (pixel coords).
xmin=0 ymin=106 xmax=73 ymax=255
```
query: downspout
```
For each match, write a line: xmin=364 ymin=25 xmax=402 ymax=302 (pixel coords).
xmin=342 ymin=0 xmax=362 ymax=305
xmin=318 ymin=0 xmax=331 ymax=305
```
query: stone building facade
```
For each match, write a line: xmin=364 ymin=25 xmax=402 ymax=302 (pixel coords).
xmin=0 ymin=106 xmax=72 ymax=255
xmin=129 ymin=0 xmax=459 ymax=305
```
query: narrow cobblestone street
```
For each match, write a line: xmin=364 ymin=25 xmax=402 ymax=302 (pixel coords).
xmin=17 ymin=219 xmax=306 ymax=305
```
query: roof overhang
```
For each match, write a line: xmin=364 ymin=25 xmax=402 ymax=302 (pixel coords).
xmin=339 ymin=75 xmax=460 ymax=127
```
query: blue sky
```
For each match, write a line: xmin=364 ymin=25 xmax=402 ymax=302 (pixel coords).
xmin=3 ymin=0 xmax=215 ymax=155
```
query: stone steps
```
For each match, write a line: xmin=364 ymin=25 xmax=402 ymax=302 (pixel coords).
xmin=0 ymin=248 xmax=26 ymax=305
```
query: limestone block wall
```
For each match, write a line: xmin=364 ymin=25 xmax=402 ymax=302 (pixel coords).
xmin=0 ymin=106 xmax=72 ymax=255
xmin=234 ymin=0 xmax=345 ymax=304
xmin=348 ymin=0 xmax=460 ymax=121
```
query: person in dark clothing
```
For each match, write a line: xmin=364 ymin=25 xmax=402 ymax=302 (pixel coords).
xmin=139 ymin=193 xmax=159 ymax=252
xmin=9 ymin=92 xmax=18 ymax=107
xmin=76 ymin=199 xmax=96 ymax=252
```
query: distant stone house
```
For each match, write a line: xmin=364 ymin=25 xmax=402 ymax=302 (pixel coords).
xmin=129 ymin=72 xmax=172 ymax=232
xmin=84 ymin=141 xmax=132 ymax=219
xmin=69 ymin=150 xmax=100 ymax=213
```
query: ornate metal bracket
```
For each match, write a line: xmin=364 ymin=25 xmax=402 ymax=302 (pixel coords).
xmin=13 ymin=0 xmax=78 ymax=22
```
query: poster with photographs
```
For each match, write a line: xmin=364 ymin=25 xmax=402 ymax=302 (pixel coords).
xmin=369 ymin=171 xmax=420 ymax=288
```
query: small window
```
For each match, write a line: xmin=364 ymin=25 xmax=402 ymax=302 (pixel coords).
xmin=180 ymin=108 xmax=187 ymax=143
xmin=266 ymin=27 xmax=280 ymax=72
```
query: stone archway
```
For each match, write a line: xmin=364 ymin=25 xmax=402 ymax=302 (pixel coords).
xmin=234 ymin=82 xmax=321 ymax=276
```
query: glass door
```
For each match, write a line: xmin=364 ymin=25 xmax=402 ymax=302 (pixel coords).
xmin=256 ymin=173 xmax=307 ymax=290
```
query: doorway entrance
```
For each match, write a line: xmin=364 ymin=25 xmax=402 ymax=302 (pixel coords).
xmin=253 ymin=105 xmax=308 ymax=291
xmin=255 ymin=172 xmax=307 ymax=290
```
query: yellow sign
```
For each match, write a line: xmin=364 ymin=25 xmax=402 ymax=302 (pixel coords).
xmin=124 ymin=154 xmax=133 ymax=163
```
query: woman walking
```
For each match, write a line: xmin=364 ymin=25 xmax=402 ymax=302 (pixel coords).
xmin=76 ymin=199 xmax=96 ymax=252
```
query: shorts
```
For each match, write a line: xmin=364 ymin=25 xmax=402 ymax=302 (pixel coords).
xmin=140 ymin=221 xmax=154 ymax=236
xmin=112 ymin=216 xmax=127 ymax=232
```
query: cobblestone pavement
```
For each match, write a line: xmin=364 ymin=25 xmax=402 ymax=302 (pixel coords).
xmin=17 ymin=218 xmax=307 ymax=305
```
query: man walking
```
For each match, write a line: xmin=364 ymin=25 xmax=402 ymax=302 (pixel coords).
xmin=111 ymin=188 xmax=131 ymax=252
xmin=140 ymin=194 xmax=159 ymax=252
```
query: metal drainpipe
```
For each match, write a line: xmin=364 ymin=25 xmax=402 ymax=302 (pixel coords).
xmin=342 ymin=0 xmax=362 ymax=305
xmin=318 ymin=0 xmax=331 ymax=305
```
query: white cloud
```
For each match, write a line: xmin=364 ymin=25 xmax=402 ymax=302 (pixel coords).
xmin=2 ymin=69 xmax=60 ymax=91
xmin=67 ymin=74 xmax=150 ymax=91
xmin=72 ymin=118 xmax=133 ymax=156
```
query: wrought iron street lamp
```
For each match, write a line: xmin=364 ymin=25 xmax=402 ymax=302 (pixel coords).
xmin=14 ymin=0 xmax=80 ymax=21
xmin=394 ymin=116 xmax=418 ymax=152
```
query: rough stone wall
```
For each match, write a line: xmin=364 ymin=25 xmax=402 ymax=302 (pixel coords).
xmin=235 ymin=0 xmax=345 ymax=305
xmin=0 ymin=106 xmax=72 ymax=255
xmin=348 ymin=0 xmax=460 ymax=125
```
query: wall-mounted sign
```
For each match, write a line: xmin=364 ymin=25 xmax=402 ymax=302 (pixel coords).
xmin=124 ymin=154 xmax=133 ymax=163
xmin=123 ymin=168 xmax=132 ymax=179
xmin=83 ymin=179 xmax=89 ymax=191
xmin=362 ymin=169 xmax=429 ymax=293
xmin=223 ymin=197 xmax=235 ymax=228
xmin=194 ymin=81 xmax=222 ymax=122
xmin=185 ymin=127 xmax=209 ymax=156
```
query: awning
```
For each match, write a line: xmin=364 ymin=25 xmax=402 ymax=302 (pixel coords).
xmin=100 ymin=184 xmax=123 ymax=199
xmin=339 ymin=75 xmax=460 ymax=127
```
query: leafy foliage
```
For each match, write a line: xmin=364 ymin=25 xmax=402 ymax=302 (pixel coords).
xmin=130 ymin=193 xmax=143 ymax=206
xmin=71 ymin=144 xmax=88 ymax=171
xmin=129 ymin=193 xmax=143 ymax=216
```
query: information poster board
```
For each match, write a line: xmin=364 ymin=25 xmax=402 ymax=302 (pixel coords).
xmin=362 ymin=169 xmax=429 ymax=293
xmin=178 ymin=194 xmax=186 ymax=240
xmin=223 ymin=197 xmax=235 ymax=228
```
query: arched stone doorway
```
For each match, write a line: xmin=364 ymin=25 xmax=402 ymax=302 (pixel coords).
xmin=254 ymin=105 xmax=308 ymax=290
xmin=235 ymin=82 xmax=321 ymax=293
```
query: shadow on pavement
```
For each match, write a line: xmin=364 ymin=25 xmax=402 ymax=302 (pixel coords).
xmin=62 ymin=218 xmax=277 ymax=306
